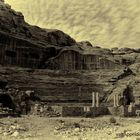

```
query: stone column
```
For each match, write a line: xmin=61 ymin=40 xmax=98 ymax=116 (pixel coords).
xmin=114 ymin=95 xmax=116 ymax=107
xmin=114 ymin=95 xmax=119 ymax=107
xmin=92 ymin=92 xmax=96 ymax=107
xmin=96 ymin=92 xmax=99 ymax=107
xmin=116 ymin=95 xmax=119 ymax=107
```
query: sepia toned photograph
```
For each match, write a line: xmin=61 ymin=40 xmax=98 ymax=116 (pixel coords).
xmin=0 ymin=0 xmax=140 ymax=139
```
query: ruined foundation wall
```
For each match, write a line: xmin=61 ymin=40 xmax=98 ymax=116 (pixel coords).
xmin=62 ymin=106 xmax=108 ymax=117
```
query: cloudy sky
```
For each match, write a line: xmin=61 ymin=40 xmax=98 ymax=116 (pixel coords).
xmin=5 ymin=0 xmax=140 ymax=48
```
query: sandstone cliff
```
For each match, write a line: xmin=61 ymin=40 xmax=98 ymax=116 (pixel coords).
xmin=0 ymin=0 xmax=77 ymax=68
xmin=0 ymin=0 xmax=140 ymax=106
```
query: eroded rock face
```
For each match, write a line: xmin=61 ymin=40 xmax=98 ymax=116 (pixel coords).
xmin=0 ymin=0 xmax=76 ymax=68
xmin=112 ymin=48 xmax=140 ymax=65
xmin=0 ymin=0 xmax=76 ymax=47
xmin=0 ymin=0 xmax=140 ymax=70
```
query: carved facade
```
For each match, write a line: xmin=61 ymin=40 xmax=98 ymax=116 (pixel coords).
xmin=0 ymin=32 xmax=120 ymax=70
xmin=0 ymin=32 xmax=56 ymax=68
xmin=47 ymin=49 xmax=120 ymax=70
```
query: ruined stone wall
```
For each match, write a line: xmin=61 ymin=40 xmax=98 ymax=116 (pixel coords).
xmin=108 ymin=106 xmax=136 ymax=117
xmin=62 ymin=106 xmax=108 ymax=117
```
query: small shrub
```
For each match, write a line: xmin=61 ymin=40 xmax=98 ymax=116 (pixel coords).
xmin=116 ymin=132 xmax=125 ymax=138
xmin=73 ymin=122 xmax=80 ymax=128
xmin=109 ymin=117 xmax=117 ymax=124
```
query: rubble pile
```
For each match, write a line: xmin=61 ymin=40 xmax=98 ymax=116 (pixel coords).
xmin=31 ymin=104 xmax=61 ymax=117
xmin=53 ymin=119 xmax=121 ymax=140
xmin=41 ymin=107 xmax=61 ymax=117
xmin=0 ymin=106 xmax=13 ymax=116
xmin=0 ymin=121 xmax=27 ymax=138
xmin=0 ymin=88 xmax=41 ymax=116
xmin=0 ymin=86 xmax=61 ymax=117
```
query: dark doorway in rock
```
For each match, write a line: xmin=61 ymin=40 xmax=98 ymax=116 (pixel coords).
xmin=123 ymin=86 xmax=134 ymax=105
xmin=5 ymin=50 xmax=17 ymax=58
xmin=0 ymin=81 xmax=7 ymax=89
xmin=0 ymin=94 xmax=15 ymax=109
xmin=29 ymin=53 xmax=40 ymax=59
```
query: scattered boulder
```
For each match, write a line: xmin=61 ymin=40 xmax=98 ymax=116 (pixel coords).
xmin=11 ymin=130 xmax=19 ymax=137
xmin=109 ymin=117 xmax=117 ymax=124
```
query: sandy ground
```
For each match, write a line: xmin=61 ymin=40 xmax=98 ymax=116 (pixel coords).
xmin=0 ymin=115 xmax=140 ymax=140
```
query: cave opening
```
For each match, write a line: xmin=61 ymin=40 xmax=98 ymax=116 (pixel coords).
xmin=5 ymin=50 xmax=17 ymax=58
xmin=0 ymin=94 xmax=15 ymax=110
xmin=29 ymin=53 xmax=40 ymax=59
xmin=0 ymin=81 xmax=7 ymax=89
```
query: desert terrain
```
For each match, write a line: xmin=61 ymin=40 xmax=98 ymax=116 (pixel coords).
xmin=0 ymin=115 xmax=140 ymax=140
